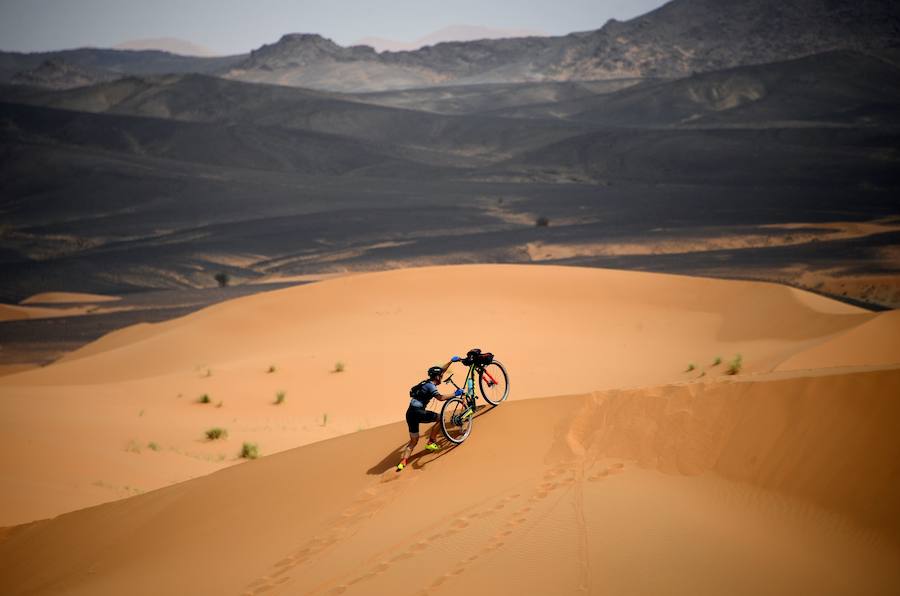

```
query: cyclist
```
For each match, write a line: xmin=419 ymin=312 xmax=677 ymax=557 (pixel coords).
xmin=397 ymin=357 xmax=462 ymax=472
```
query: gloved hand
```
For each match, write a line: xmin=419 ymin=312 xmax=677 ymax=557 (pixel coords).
xmin=454 ymin=389 xmax=464 ymax=397
xmin=450 ymin=355 xmax=461 ymax=362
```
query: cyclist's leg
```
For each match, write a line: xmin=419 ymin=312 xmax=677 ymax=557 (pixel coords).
xmin=424 ymin=410 xmax=441 ymax=446
xmin=399 ymin=408 xmax=421 ymax=467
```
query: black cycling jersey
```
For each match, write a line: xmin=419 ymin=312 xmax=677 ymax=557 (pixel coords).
xmin=411 ymin=380 xmax=440 ymax=409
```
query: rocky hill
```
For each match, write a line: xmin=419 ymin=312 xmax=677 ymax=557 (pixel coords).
xmin=0 ymin=47 xmax=244 ymax=86
xmin=9 ymin=59 xmax=121 ymax=90
xmin=223 ymin=0 xmax=900 ymax=91
xmin=2 ymin=1 xmax=897 ymax=93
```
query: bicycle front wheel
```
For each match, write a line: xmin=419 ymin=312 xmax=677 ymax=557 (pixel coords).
xmin=479 ymin=360 xmax=509 ymax=406
xmin=440 ymin=397 xmax=474 ymax=444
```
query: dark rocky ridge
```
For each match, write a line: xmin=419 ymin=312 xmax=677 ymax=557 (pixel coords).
xmin=0 ymin=47 xmax=245 ymax=86
xmin=2 ymin=0 xmax=898 ymax=92
xmin=223 ymin=0 xmax=900 ymax=91
xmin=9 ymin=59 xmax=121 ymax=90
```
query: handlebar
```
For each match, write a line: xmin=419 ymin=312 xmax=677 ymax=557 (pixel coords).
xmin=443 ymin=373 xmax=460 ymax=390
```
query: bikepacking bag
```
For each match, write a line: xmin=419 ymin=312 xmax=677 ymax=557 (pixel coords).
xmin=462 ymin=348 xmax=493 ymax=366
xmin=477 ymin=352 xmax=494 ymax=365
xmin=462 ymin=348 xmax=481 ymax=366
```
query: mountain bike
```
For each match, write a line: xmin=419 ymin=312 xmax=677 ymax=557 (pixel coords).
xmin=439 ymin=349 xmax=509 ymax=444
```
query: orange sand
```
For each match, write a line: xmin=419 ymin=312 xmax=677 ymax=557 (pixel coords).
xmin=0 ymin=265 xmax=898 ymax=595
xmin=20 ymin=292 xmax=121 ymax=305
xmin=1 ymin=368 xmax=898 ymax=595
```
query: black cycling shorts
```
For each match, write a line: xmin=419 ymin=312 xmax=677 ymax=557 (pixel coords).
xmin=406 ymin=406 xmax=438 ymax=434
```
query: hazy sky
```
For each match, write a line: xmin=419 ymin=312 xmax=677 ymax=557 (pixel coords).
xmin=0 ymin=0 xmax=669 ymax=54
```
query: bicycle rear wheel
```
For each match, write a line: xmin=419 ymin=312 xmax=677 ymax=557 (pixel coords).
xmin=479 ymin=360 xmax=509 ymax=406
xmin=440 ymin=397 xmax=473 ymax=444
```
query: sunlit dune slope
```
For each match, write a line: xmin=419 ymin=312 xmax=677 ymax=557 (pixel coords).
xmin=1 ymin=265 xmax=895 ymax=527
xmin=6 ymin=264 xmax=871 ymax=388
xmin=20 ymin=292 xmax=121 ymax=305
xmin=776 ymin=309 xmax=900 ymax=371
xmin=1 ymin=368 xmax=898 ymax=596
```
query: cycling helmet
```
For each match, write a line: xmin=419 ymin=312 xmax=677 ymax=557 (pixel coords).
xmin=427 ymin=365 xmax=443 ymax=379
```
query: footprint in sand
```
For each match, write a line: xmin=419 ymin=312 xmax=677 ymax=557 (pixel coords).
xmin=431 ymin=574 xmax=449 ymax=588
xmin=452 ymin=518 xmax=470 ymax=529
xmin=588 ymin=463 xmax=626 ymax=481
xmin=271 ymin=565 xmax=294 ymax=579
xmin=480 ymin=540 xmax=505 ymax=554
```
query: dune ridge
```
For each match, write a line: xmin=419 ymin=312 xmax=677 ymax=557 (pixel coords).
xmin=1 ymin=264 xmax=896 ymax=529
xmin=1 ymin=367 xmax=898 ymax=595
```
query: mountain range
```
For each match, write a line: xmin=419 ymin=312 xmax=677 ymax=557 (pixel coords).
xmin=354 ymin=25 xmax=548 ymax=53
xmin=2 ymin=0 xmax=899 ymax=92
xmin=0 ymin=0 xmax=898 ymax=311
xmin=113 ymin=37 xmax=219 ymax=57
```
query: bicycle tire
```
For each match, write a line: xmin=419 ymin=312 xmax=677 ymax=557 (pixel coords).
xmin=478 ymin=360 xmax=509 ymax=406
xmin=440 ymin=397 xmax=473 ymax=444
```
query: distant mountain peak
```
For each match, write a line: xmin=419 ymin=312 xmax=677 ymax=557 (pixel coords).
xmin=225 ymin=0 xmax=900 ymax=92
xmin=241 ymin=33 xmax=377 ymax=70
xmin=114 ymin=37 xmax=218 ymax=57
xmin=355 ymin=24 xmax=548 ymax=53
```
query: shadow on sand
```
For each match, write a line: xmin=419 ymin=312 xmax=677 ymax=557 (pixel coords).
xmin=367 ymin=404 xmax=494 ymax=475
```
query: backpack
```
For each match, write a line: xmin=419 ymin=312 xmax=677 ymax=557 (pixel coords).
xmin=409 ymin=380 xmax=430 ymax=400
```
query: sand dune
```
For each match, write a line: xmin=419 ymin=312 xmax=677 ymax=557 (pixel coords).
xmin=0 ymin=291 xmax=123 ymax=321
xmin=1 ymin=367 xmax=898 ymax=596
xmin=20 ymin=292 xmax=121 ymax=305
xmin=2 ymin=264 xmax=896 ymax=528
xmin=0 ymin=303 xmax=83 ymax=322
xmin=0 ymin=303 xmax=129 ymax=322
xmin=776 ymin=309 xmax=900 ymax=371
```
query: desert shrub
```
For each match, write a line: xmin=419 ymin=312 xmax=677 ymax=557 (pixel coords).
xmin=275 ymin=391 xmax=286 ymax=405
xmin=267 ymin=364 xmax=276 ymax=373
xmin=241 ymin=442 xmax=259 ymax=459
xmin=322 ymin=413 xmax=329 ymax=426
xmin=147 ymin=441 xmax=160 ymax=451
xmin=726 ymin=354 xmax=743 ymax=375
xmin=712 ymin=356 xmax=722 ymax=366
xmin=685 ymin=363 xmax=696 ymax=372
xmin=214 ymin=272 xmax=230 ymax=287
xmin=333 ymin=361 xmax=345 ymax=373
xmin=535 ymin=216 xmax=550 ymax=227
xmin=198 ymin=394 xmax=211 ymax=404
xmin=205 ymin=427 xmax=228 ymax=440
